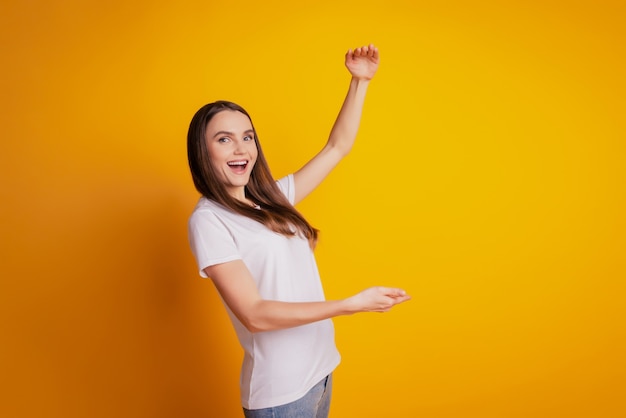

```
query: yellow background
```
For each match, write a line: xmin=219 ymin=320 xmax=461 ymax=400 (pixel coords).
xmin=1 ymin=0 xmax=625 ymax=417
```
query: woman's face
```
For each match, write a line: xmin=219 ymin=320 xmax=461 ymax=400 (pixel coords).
xmin=205 ymin=110 xmax=258 ymax=199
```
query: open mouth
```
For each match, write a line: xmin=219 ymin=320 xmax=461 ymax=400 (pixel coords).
xmin=227 ymin=160 xmax=248 ymax=174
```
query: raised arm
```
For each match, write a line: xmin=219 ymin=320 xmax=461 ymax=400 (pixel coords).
xmin=292 ymin=44 xmax=380 ymax=204
xmin=205 ymin=260 xmax=410 ymax=333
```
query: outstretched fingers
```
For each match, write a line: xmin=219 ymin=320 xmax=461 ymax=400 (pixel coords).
xmin=350 ymin=286 xmax=411 ymax=313
xmin=381 ymin=286 xmax=411 ymax=307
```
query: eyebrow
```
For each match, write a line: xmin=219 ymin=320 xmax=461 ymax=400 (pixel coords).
xmin=212 ymin=129 xmax=255 ymax=139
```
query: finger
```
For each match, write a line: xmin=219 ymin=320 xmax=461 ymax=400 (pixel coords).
xmin=362 ymin=44 xmax=375 ymax=59
xmin=385 ymin=287 xmax=407 ymax=297
xmin=394 ymin=295 xmax=412 ymax=304
xmin=373 ymin=286 xmax=393 ymax=295
xmin=367 ymin=44 xmax=378 ymax=57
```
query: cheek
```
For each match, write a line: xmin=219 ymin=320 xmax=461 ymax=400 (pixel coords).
xmin=249 ymin=144 xmax=259 ymax=162
xmin=207 ymin=155 xmax=228 ymax=177
xmin=207 ymin=145 xmax=226 ymax=163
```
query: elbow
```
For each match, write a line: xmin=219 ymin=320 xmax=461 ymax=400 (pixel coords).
xmin=244 ymin=322 xmax=264 ymax=334
xmin=236 ymin=300 xmax=283 ymax=333
xmin=327 ymin=142 xmax=352 ymax=160
xmin=339 ymin=148 xmax=352 ymax=159
xmin=240 ymin=315 xmax=271 ymax=334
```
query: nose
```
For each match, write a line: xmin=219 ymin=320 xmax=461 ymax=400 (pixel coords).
xmin=233 ymin=139 xmax=245 ymax=154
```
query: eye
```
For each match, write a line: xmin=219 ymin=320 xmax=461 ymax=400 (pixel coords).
xmin=243 ymin=135 xmax=254 ymax=141
xmin=218 ymin=137 xmax=230 ymax=143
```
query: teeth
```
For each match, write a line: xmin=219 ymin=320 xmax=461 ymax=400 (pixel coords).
xmin=227 ymin=161 xmax=247 ymax=166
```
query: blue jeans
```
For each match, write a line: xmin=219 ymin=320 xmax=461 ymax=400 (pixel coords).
xmin=243 ymin=374 xmax=333 ymax=418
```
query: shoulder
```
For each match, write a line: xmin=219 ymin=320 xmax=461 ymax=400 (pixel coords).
xmin=188 ymin=196 xmax=257 ymax=235
xmin=188 ymin=197 xmax=227 ymax=229
xmin=189 ymin=196 xmax=216 ymax=217
xmin=188 ymin=198 xmax=239 ymax=250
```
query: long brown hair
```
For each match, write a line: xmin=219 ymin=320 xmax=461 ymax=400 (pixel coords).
xmin=187 ymin=100 xmax=318 ymax=246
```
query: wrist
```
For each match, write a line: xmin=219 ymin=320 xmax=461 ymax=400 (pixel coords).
xmin=340 ymin=296 xmax=359 ymax=315
xmin=350 ymin=76 xmax=372 ymax=85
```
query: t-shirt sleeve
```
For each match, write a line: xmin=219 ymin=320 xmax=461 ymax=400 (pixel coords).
xmin=188 ymin=209 xmax=241 ymax=278
xmin=276 ymin=173 xmax=295 ymax=205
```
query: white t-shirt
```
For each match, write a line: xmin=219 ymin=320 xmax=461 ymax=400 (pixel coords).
xmin=187 ymin=174 xmax=341 ymax=410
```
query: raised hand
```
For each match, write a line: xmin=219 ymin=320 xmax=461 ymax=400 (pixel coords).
xmin=345 ymin=44 xmax=380 ymax=81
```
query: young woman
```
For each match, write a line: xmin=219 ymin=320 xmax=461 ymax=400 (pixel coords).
xmin=187 ymin=44 xmax=410 ymax=418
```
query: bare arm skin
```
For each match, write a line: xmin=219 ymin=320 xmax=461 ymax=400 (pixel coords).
xmin=206 ymin=45 xmax=410 ymax=334
xmin=205 ymin=260 xmax=411 ymax=333
xmin=293 ymin=44 xmax=380 ymax=205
